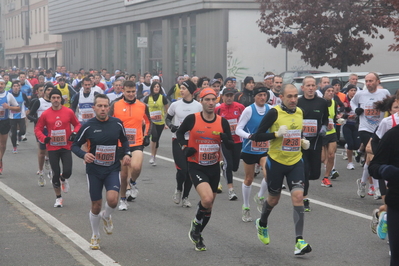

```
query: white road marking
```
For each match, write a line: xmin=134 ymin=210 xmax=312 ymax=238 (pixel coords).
xmin=144 ymin=151 xmax=372 ymax=220
xmin=0 ymin=182 xmax=120 ymax=266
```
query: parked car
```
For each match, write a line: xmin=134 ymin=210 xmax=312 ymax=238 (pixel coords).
xmin=280 ymin=70 xmax=329 ymax=84
xmin=292 ymin=72 xmax=379 ymax=94
xmin=344 ymin=75 xmax=399 ymax=95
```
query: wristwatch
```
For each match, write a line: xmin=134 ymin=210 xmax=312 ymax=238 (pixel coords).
xmin=125 ymin=151 xmax=132 ymax=157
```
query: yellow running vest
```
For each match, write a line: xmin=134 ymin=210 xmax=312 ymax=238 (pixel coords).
xmin=148 ymin=95 xmax=166 ymax=125
xmin=326 ymin=99 xmax=336 ymax=135
xmin=57 ymin=84 xmax=71 ymax=108
xmin=268 ymin=105 xmax=303 ymax=166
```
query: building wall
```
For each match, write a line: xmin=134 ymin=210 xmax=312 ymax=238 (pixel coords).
xmin=3 ymin=0 xmax=62 ymax=69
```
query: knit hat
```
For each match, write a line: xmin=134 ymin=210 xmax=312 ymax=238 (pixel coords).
xmin=244 ymin=76 xmax=254 ymax=87
xmin=331 ymin=79 xmax=341 ymax=86
xmin=49 ymin=88 xmax=62 ymax=98
xmin=182 ymin=80 xmax=197 ymax=94
xmin=346 ymin=84 xmax=357 ymax=91
xmin=253 ymin=86 xmax=270 ymax=100
xmin=224 ymin=77 xmax=235 ymax=85
xmin=199 ymin=88 xmax=217 ymax=98
xmin=321 ymin=85 xmax=334 ymax=95
xmin=214 ymin=73 xmax=223 ymax=80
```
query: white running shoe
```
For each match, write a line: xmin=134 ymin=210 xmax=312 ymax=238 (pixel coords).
xmin=118 ymin=199 xmax=129 ymax=211
xmin=61 ymin=179 xmax=69 ymax=193
xmin=374 ymin=188 xmax=382 ymax=200
xmin=356 ymin=179 xmax=366 ymax=198
xmin=371 ymin=209 xmax=379 ymax=234
xmin=130 ymin=184 xmax=139 ymax=199
xmin=228 ymin=190 xmax=238 ymax=201
xmin=254 ymin=163 xmax=261 ymax=176
xmin=182 ymin=197 xmax=192 ymax=208
xmin=254 ymin=194 xmax=265 ymax=213
xmin=38 ymin=172 xmax=46 ymax=187
xmin=90 ymin=235 xmax=100 ymax=250
xmin=347 ymin=162 xmax=355 ymax=170
xmin=242 ymin=206 xmax=253 ymax=222
xmin=54 ymin=198 xmax=63 ymax=208
xmin=173 ymin=189 xmax=182 ymax=204
xmin=101 ymin=211 xmax=113 ymax=235
xmin=149 ymin=156 xmax=155 ymax=164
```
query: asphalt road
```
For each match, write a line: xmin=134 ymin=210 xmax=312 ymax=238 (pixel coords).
xmin=0 ymin=123 xmax=391 ymax=266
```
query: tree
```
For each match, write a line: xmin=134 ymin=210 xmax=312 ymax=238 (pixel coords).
xmin=257 ymin=0 xmax=395 ymax=72
xmin=383 ymin=0 xmax=399 ymax=51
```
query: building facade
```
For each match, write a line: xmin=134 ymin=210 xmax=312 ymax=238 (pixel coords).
xmin=48 ymin=0 xmax=398 ymax=89
xmin=2 ymin=0 xmax=62 ymax=69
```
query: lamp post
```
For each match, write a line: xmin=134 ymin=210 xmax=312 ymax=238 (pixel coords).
xmin=281 ymin=31 xmax=292 ymax=71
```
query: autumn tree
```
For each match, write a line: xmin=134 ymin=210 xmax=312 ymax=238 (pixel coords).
xmin=383 ymin=0 xmax=399 ymax=51
xmin=257 ymin=0 xmax=395 ymax=72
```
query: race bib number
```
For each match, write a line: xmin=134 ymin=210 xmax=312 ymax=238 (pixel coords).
xmin=0 ymin=106 xmax=5 ymax=119
xmin=227 ymin=119 xmax=238 ymax=135
xmin=94 ymin=145 xmax=116 ymax=166
xmin=364 ymin=103 xmax=381 ymax=125
xmin=302 ymin=119 xmax=317 ymax=137
xmin=251 ymin=141 xmax=269 ymax=152
xmin=50 ymin=129 xmax=67 ymax=146
xmin=199 ymin=144 xmax=220 ymax=166
xmin=81 ymin=108 xmax=94 ymax=121
xmin=150 ymin=110 xmax=162 ymax=123
xmin=282 ymin=129 xmax=301 ymax=152
xmin=125 ymin=128 xmax=136 ymax=145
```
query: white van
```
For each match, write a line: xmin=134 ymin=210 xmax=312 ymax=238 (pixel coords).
xmin=292 ymin=72 xmax=379 ymax=94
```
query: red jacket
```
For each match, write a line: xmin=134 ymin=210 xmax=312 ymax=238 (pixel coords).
xmin=215 ymin=101 xmax=245 ymax=143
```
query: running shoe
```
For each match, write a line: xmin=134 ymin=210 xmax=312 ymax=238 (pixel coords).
xmin=47 ymin=169 xmax=53 ymax=180
xmin=90 ymin=235 xmax=100 ymax=250
xmin=61 ymin=179 xmax=69 ymax=193
xmin=356 ymin=179 xmax=366 ymax=198
xmin=253 ymin=194 xmax=265 ymax=213
xmin=371 ymin=209 xmax=379 ymax=234
xmin=195 ymin=236 xmax=206 ymax=251
xmin=303 ymin=199 xmax=311 ymax=212
xmin=101 ymin=211 xmax=113 ymax=235
xmin=149 ymin=156 xmax=155 ymax=164
xmin=377 ymin=211 xmax=388 ymax=240
xmin=254 ymin=163 xmax=261 ymax=176
xmin=330 ymin=169 xmax=339 ymax=179
xmin=182 ymin=197 xmax=192 ymax=208
xmin=374 ymin=188 xmax=382 ymax=200
xmin=126 ymin=189 xmax=133 ymax=201
xmin=12 ymin=147 xmax=18 ymax=154
xmin=242 ymin=205 xmax=253 ymax=222
xmin=282 ymin=184 xmax=287 ymax=189
xmin=255 ymin=218 xmax=269 ymax=245
xmin=355 ymin=151 xmax=362 ymax=163
xmin=347 ymin=162 xmax=355 ymax=170
xmin=0 ymin=160 xmax=3 ymax=175
xmin=18 ymin=135 xmax=22 ymax=142
xmin=188 ymin=219 xmax=205 ymax=251
xmin=21 ymin=135 xmax=27 ymax=141
xmin=54 ymin=198 xmax=63 ymax=208
xmin=38 ymin=171 xmax=46 ymax=187
xmin=368 ymin=186 xmax=375 ymax=196
xmin=361 ymin=159 xmax=365 ymax=167
xmin=228 ymin=190 xmax=238 ymax=201
xmin=321 ymin=177 xmax=332 ymax=187
xmin=130 ymin=183 xmax=139 ymax=199
xmin=173 ymin=189 xmax=182 ymax=204
xmin=217 ymin=182 xmax=222 ymax=193
xmin=294 ymin=239 xmax=312 ymax=255
xmin=343 ymin=146 xmax=348 ymax=160
xmin=118 ymin=199 xmax=129 ymax=211
xmin=44 ymin=157 xmax=50 ymax=170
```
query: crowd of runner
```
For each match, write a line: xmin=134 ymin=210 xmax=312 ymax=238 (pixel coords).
xmin=0 ymin=66 xmax=397 ymax=265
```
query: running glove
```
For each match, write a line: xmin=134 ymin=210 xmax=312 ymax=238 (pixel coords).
xmin=143 ymin=135 xmax=150 ymax=146
xmin=183 ymin=147 xmax=197 ymax=157
xmin=68 ymin=132 xmax=77 ymax=141
xmin=355 ymin=108 xmax=364 ymax=116
xmin=301 ymin=138 xmax=310 ymax=150
xmin=170 ymin=125 xmax=179 ymax=133
xmin=275 ymin=125 xmax=288 ymax=137
xmin=319 ymin=125 xmax=327 ymax=137
xmin=44 ymin=137 xmax=51 ymax=144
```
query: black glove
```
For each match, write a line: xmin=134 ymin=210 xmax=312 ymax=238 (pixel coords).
xmin=68 ymin=132 xmax=77 ymax=141
xmin=44 ymin=137 xmax=51 ymax=144
xmin=249 ymin=134 xmax=257 ymax=141
xmin=355 ymin=108 xmax=364 ymax=116
xmin=143 ymin=135 xmax=150 ymax=147
xmin=170 ymin=125 xmax=179 ymax=133
xmin=220 ymin=132 xmax=229 ymax=142
xmin=183 ymin=147 xmax=197 ymax=157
